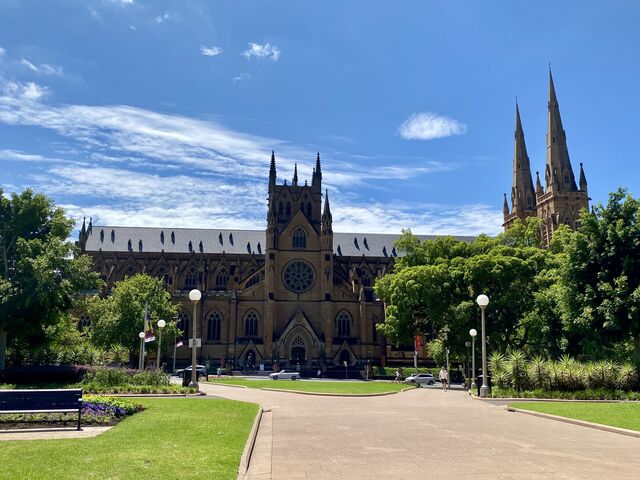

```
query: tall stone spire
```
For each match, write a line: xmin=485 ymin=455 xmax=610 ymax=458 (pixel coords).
xmin=312 ymin=152 xmax=322 ymax=190
xmin=322 ymin=189 xmax=332 ymax=233
xmin=292 ymin=163 xmax=298 ymax=186
xmin=546 ymin=69 xmax=578 ymax=192
xmin=503 ymin=102 xmax=536 ymax=230
xmin=269 ymin=150 xmax=276 ymax=191
xmin=511 ymin=102 xmax=536 ymax=213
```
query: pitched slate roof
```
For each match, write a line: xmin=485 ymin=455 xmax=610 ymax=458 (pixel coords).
xmin=83 ymin=226 xmax=475 ymax=258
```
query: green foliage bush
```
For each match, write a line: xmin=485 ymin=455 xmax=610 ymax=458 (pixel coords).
xmin=489 ymin=350 xmax=640 ymax=395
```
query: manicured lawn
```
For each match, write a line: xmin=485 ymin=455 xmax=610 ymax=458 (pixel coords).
xmin=207 ymin=378 xmax=409 ymax=394
xmin=0 ymin=398 xmax=258 ymax=480
xmin=509 ymin=401 xmax=640 ymax=432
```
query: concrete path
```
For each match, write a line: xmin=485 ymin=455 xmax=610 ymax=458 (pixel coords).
xmin=0 ymin=425 xmax=112 ymax=441
xmin=200 ymin=383 xmax=640 ymax=480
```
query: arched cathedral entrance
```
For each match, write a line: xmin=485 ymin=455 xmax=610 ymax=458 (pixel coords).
xmin=290 ymin=335 xmax=306 ymax=365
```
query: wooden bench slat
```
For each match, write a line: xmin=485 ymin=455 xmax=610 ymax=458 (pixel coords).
xmin=0 ymin=409 xmax=79 ymax=414
xmin=0 ymin=388 xmax=84 ymax=431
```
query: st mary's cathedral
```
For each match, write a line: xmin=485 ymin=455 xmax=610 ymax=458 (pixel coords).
xmin=77 ymin=70 xmax=588 ymax=369
xmin=78 ymin=153 xmax=472 ymax=369
xmin=502 ymin=71 xmax=589 ymax=245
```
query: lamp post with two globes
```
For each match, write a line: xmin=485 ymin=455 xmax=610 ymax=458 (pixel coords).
xmin=476 ymin=294 xmax=490 ymax=398
xmin=469 ymin=329 xmax=477 ymax=390
xmin=188 ymin=289 xmax=202 ymax=390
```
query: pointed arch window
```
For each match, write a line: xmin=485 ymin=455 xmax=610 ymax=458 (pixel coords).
xmin=178 ymin=312 xmax=190 ymax=337
xmin=292 ymin=228 xmax=307 ymax=249
xmin=155 ymin=266 xmax=171 ymax=286
xmin=184 ymin=267 xmax=199 ymax=289
xmin=278 ymin=201 xmax=283 ymax=215
xmin=215 ymin=267 xmax=229 ymax=290
xmin=307 ymin=203 xmax=312 ymax=218
xmin=244 ymin=310 xmax=259 ymax=337
xmin=336 ymin=310 xmax=352 ymax=337
xmin=286 ymin=202 xmax=291 ymax=215
xmin=207 ymin=311 xmax=222 ymax=342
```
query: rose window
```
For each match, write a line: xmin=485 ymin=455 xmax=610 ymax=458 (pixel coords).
xmin=282 ymin=260 xmax=316 ymax=293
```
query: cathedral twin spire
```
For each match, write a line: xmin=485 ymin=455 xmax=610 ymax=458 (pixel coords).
xmin=503 ymin=70 xmax=589 ymax=235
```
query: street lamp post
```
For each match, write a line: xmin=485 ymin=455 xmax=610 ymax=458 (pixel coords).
xmin=464 ymin=341 xmax=471 ymax=388
xmin=188 ymin=289 xmax=202 ymax=391
xmin=469 ymin=329 xmax=477 ymax=391
xmin=156 ymin=319 xmax=166 ymax=370
xmin=476 ymin=294 xmax=490 ymax=398
xmin=138 ymin=331 xmax=145 ymax=370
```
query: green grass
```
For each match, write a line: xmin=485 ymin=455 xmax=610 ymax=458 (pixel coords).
xmin=207 ymin=378 xmax=409 ymax=394
xmin=0 ymin=398 xmax=258 ymax=480
xmin=509 ymin=401 xmax=640 ymax=432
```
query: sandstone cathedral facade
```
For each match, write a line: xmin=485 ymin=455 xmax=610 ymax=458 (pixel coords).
xmin=503 ymin=71 xmax=589 ymax=244
xmin=78 ymin=154 xmax=472 ymax=369
xmin=77 ymin=70 xmax=588 ymax=369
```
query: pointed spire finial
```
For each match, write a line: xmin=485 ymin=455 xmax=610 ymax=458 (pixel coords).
xmin=536 ymin=171 xmax=543 ymax=195
xmin=80 ymin=217 xmax=86 ymax=236
xmin=292 ymin=163 xmax=298 ymax=186
xmin=503 ymin=193 xmax=510 ymax=216
xmin=579 ymin=162 xmax=588 ymax=191
xmin=322 ymin=188 xmax=332 ymax=232
xmin=269 ymin=150 xmax=277 ymax=190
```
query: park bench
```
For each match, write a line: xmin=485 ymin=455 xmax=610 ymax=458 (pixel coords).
xmin=0 ymin=388 xmax=83 ymax=430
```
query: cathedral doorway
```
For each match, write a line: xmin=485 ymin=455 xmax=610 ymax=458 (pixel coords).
xmin=291 ymin=346 xmax=306 ymax=365
xmin=339 ymin=350 xmax=350 ymax=365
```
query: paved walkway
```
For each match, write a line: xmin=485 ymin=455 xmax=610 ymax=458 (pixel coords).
xmin=200 ymin=383 xmax=640 ymax=480
xmin=0 ymin=425 xmax=111 ymax=441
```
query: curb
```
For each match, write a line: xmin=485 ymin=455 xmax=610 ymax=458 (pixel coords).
xmin=505 ymin=406 xmax=640 ymax=439
xmin=259 ymin=386 xmax=413 ymax=397
xmin=470 ymin=393 xmax=625 ymax=403
xmin=203 ymin=383 xmax=248 ymax=389
xmin=237 ymin=406 xmax=264 ymax=479
xmin=103 ymin=392 xmax=206 ymax=398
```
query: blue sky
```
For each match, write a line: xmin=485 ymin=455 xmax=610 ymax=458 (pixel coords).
xmin=1 ymin=0 xmax=639 ymax=236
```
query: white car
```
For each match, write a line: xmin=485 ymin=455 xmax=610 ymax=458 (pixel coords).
xmin=405 ymin=373 xmax=436 ymax=386
xmin=269 ymin=370 xmax=300 ymax=380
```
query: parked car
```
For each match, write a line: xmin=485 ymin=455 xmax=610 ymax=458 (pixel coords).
xmin=405 ymin=373 xmax=436 ymax=386
xmin=269 ymin=370 xmax=300 ymax=380
xmin=176 ymin=365 xmax=207 ymax=378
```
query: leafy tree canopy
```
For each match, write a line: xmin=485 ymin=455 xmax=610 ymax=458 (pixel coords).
xmin=0 ymin=187 xmax=100 ymax=368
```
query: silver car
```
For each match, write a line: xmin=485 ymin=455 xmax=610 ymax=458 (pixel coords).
xmin=269 ymin=370 xmax=300 ymax=380
xmin=405 ymin=373 xmax=436 ymax=385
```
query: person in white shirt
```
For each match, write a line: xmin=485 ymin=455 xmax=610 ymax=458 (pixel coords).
xmin=439 ymin=367 xmax=449 ymax=391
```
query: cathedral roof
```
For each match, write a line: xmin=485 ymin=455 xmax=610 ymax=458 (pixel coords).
xmin=83 ymin=226 xmax=475 ymax=258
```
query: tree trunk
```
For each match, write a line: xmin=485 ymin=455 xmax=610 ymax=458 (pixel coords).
xmin=0 ymin=325 xmax=7 ymax=370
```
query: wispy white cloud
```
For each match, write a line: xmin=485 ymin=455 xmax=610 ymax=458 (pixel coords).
xmin=0 ymin=47 xmax=6 ymax=57
xmin=200 ymin=45 xmax=223 ymax=57
xmin=155 ymin=12 xmax=170 ymax=24
xmin=105 ymin=0 xmax=134 ymax=5
xmin=1 ymin=79 xmax=50 ymax=101
xmin=0 ymin=77 xmax=496 ymax=236
xmin=232 ymin=73 xmax=251 ymax=83
xmin=20 ymin=59 xmax=64 ymax=76
xmin=398 ymin=112 xmax=467 ymax=140
xmin=242 ymin=42 xmax=281 ymax=61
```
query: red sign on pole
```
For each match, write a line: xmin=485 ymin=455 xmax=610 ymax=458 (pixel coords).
xmin=414 ymin=335 xmax=422 ymax=352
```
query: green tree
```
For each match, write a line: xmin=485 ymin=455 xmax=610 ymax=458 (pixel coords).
xmin=0 ymin=188 xmax=100 ymax=369
xmin=89 ymin=274 xmax=179 ymax=363
xmin=560 ymin=188 xmax=640 ymax=362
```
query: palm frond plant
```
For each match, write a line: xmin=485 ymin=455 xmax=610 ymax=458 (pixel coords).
xmin=616 ymin=364 xmax=638 ymax=391
xmin=505 ymin=350 xmax=529 ymax=391
xmin=528 ymin=355 xmax=549 ymax=390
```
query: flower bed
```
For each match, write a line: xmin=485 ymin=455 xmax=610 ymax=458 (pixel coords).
xmin=0 ymin=395 xmax=144 ymax=430
xmin=81 ymin=367 xmax=195 ymax=394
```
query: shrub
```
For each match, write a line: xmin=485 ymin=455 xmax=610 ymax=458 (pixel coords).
xmin=528 ymin=355 xmax=549 ymax=390
xmin=616 ymin=363 xmax=638 ymax=391
xmin=504 ymin=350 xmax=530 ymax=391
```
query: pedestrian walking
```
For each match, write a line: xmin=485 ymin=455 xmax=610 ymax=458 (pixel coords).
xmin=216 ymin=366 xmax=222 ymax=380
xmin=439 ymin=367 xmax=449 ymax=391
xmin=395 ymin=369 xmax=401 ymax=383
